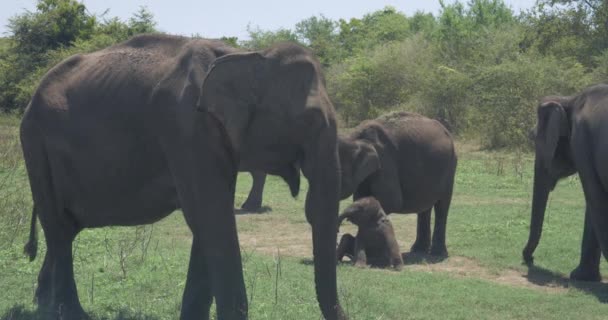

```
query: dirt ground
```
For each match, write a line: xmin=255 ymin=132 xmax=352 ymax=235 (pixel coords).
xmin=235 ymin=213 xmax=605 ymax=294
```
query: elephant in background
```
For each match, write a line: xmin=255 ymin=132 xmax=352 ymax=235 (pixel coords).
xmin=240 ymin=171 xmax=269 ymax=212
xmin=338 ymin=112 xmax=457 ymax=257
xmin=523 ymin=84 xmax=608 ymax=282
xmin=240 ymin=169 xmax=299 ymax=212
xmin=20 ymin=34 xmax=345 ymax=319
xmin=337 ymin=197 xmax=403 ymax=270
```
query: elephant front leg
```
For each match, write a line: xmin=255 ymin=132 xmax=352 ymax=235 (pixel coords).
xmin=570 ymin=207 xmax=602 ymax=282
xmin=162 ymin=130 xmax=247 ymax=319
xmin=178 ymin=174 xmax=247 ymax=320
xmin=180 ymin=238 xmax=213 ymax=319
xmin=410 ymin=209 xmax=431 ymax=254
xmin=430 ymin=198 xmax=451 ymax=257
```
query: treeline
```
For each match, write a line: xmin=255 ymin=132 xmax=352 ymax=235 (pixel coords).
xmin=1 ymin=0 xmax=607 ymax=148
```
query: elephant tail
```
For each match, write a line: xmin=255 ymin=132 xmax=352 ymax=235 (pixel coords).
xmin=20 ymin=111 xmax=49 ymax=262
xmin=24 ymin=205 xmax=38 ymax=261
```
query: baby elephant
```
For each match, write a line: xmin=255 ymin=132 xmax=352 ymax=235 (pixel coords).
xmin=337 ymin=197 xmax=403 ymax=270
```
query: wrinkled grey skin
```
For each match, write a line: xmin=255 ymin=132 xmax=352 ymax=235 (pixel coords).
xmin=523 ymin=84 xmax=608 ymax=282
xmin=337 ymin=197 xmax=403 ymax=270
xmin=338 ymin=112 xmax=457 ymax=256
xmin=20 ymin=34 xmax=345 ymax=320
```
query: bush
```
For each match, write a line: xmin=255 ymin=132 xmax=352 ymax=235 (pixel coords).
xmin=471 ymin=55 xmax=592 ymax=149
xmin=327 ymin=34 xmax=437 ymax=125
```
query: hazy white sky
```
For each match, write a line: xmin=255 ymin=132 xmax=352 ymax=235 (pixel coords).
xmin=1 ymin=0 xmax=537 ymax=39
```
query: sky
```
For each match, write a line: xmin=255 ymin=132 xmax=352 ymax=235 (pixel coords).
xmin=1 ymin=0 xmax=537 ymax=40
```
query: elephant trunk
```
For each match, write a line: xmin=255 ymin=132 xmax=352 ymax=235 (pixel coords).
xmin=304 ymin=128 xmax=346 ymax=320
xmin=337 ymin=208 xmax=355 ymax=227
xmin=523 ymin=157 xmax=552 ymax=265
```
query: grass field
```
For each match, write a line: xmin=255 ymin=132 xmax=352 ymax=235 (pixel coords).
xmin=1 ymin=118 xmax=607 ymax=319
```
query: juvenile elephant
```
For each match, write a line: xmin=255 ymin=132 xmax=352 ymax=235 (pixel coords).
xmin=21 ymin=34 xmax=345 ymax=319
xmin=523 ymin=84 xmax=608 ymax=282
xmin=337 ymin=197 xmax=403 ymax=270
xmin=339 ymin=112 xmax=457 ymax=256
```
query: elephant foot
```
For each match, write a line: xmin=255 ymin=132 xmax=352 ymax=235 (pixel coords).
xmin=570 ymin=266 xmax=602 ymax=282
xmin=410 ymin=241 xmax=430 ymax=254
xmin=241 ymin=201 xmax=262 ymax=212
xmin=430 ymin=244 xmax=448 ymax=258
xmin=36 ymin=303 xmax=88 ymax=320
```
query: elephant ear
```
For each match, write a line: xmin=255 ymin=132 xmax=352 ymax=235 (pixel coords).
xmin=151 ymin=49 xmax=206 ymax=117
xmin=197 ymin=52 xmax=266 ymax=152
xmin=537 ymin=101 xmax=569 ymax=169
xmin=353 ymin=142 xmax=381 ymax=187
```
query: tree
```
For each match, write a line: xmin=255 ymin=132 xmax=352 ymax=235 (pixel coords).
xmin=8 ymin=0 xmax=96 ymax=57
xmin=128 ymin=6 xmax=157 ymax=35
xmin=295 ymin=15 xmax=339 ymax=66
xmin=522 ymin=0 xmax=608 ymax=66
xmin=337 ymin=7 xmax=410 ymax=57
xmin=241 ymin=25 xmax=300 ymax=50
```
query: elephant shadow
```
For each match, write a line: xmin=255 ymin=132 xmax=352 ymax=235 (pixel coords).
xmin=401 ymin=251 xmax=447 ymax=265
xmin=525 ymin=265 xmax=608 ymax=303
xmin=1 ymin=305 xmax=161 ymax=320
xmin=234 ymin=206 xmax=273 ymax=215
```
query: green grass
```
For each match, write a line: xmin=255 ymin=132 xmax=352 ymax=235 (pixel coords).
xmin=1 ymin=119 xmax=608 ymax=319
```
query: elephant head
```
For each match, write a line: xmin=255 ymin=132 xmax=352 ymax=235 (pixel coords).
xmin=338 ymin=136 xmax=381 ymax=199
xmin=197 ymin=44 xmax=345 ymax=319
xmin=338 ymin=197 xmax=386 ymax=228
xmin=523 ymin=97 xmax=577 ymax=264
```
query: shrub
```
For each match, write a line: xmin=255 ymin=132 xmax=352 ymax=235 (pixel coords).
xmin=471 ymin=55 xmax=592 ymax=149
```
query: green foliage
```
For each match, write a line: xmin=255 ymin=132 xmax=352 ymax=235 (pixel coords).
xmin=295 ymin=15 xmax=339 ymax=66
xmin=591 ymin=49 xmax=608 ymax=83
xmin=241 ymin=25 xmax=300 ymax=50
xmin=128 ymin=6 xmax=157 ymax=35
xmin=0 ymin=1 xmax=158 ymax=112
xmin=472 ymin=55 xmax=591 ymax=148
xmin=327 ymin=35 xmax=437 ymax=124
xmin=8 ymin=0 xmax=96 ymax=58
xmin=337 ymin=6 xmax=411 ymax=57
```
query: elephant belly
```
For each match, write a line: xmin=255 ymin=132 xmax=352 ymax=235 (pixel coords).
xmin=46 ymin=127 xmax=179 ymax=228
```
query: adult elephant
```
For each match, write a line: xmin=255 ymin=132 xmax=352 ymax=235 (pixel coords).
xmin=338 ymin=112 xmax=457 ymax=256
xmin=20 ymin=34 xmax=345 ymax=319
xmin=523 ymin=84 xmax=608 ymax=282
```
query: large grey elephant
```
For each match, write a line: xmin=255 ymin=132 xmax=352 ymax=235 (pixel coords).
xmin=20 ymin=34 xmax=345 ymax=319
xmin=523 ymin=84 xmax=608 ymax=282
xmin=338 ymin=112 xmax=457 ymax=256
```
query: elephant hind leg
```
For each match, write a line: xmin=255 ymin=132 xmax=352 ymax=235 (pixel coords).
xmin=410 ymin=209 xmax=431 ymax=254
xmin=40 ymin=227 xmax=84 ymax=319
xmin=180 ymin=237 xmax=213 ymax=319
xmin=21 ymin=133 xmax=85 ymax=318
xmin=337 ymin=233 xmax=355 ymax=262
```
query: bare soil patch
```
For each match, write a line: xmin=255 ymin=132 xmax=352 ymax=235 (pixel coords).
xmin=235 ymin=213 xmax=605 ymax=294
